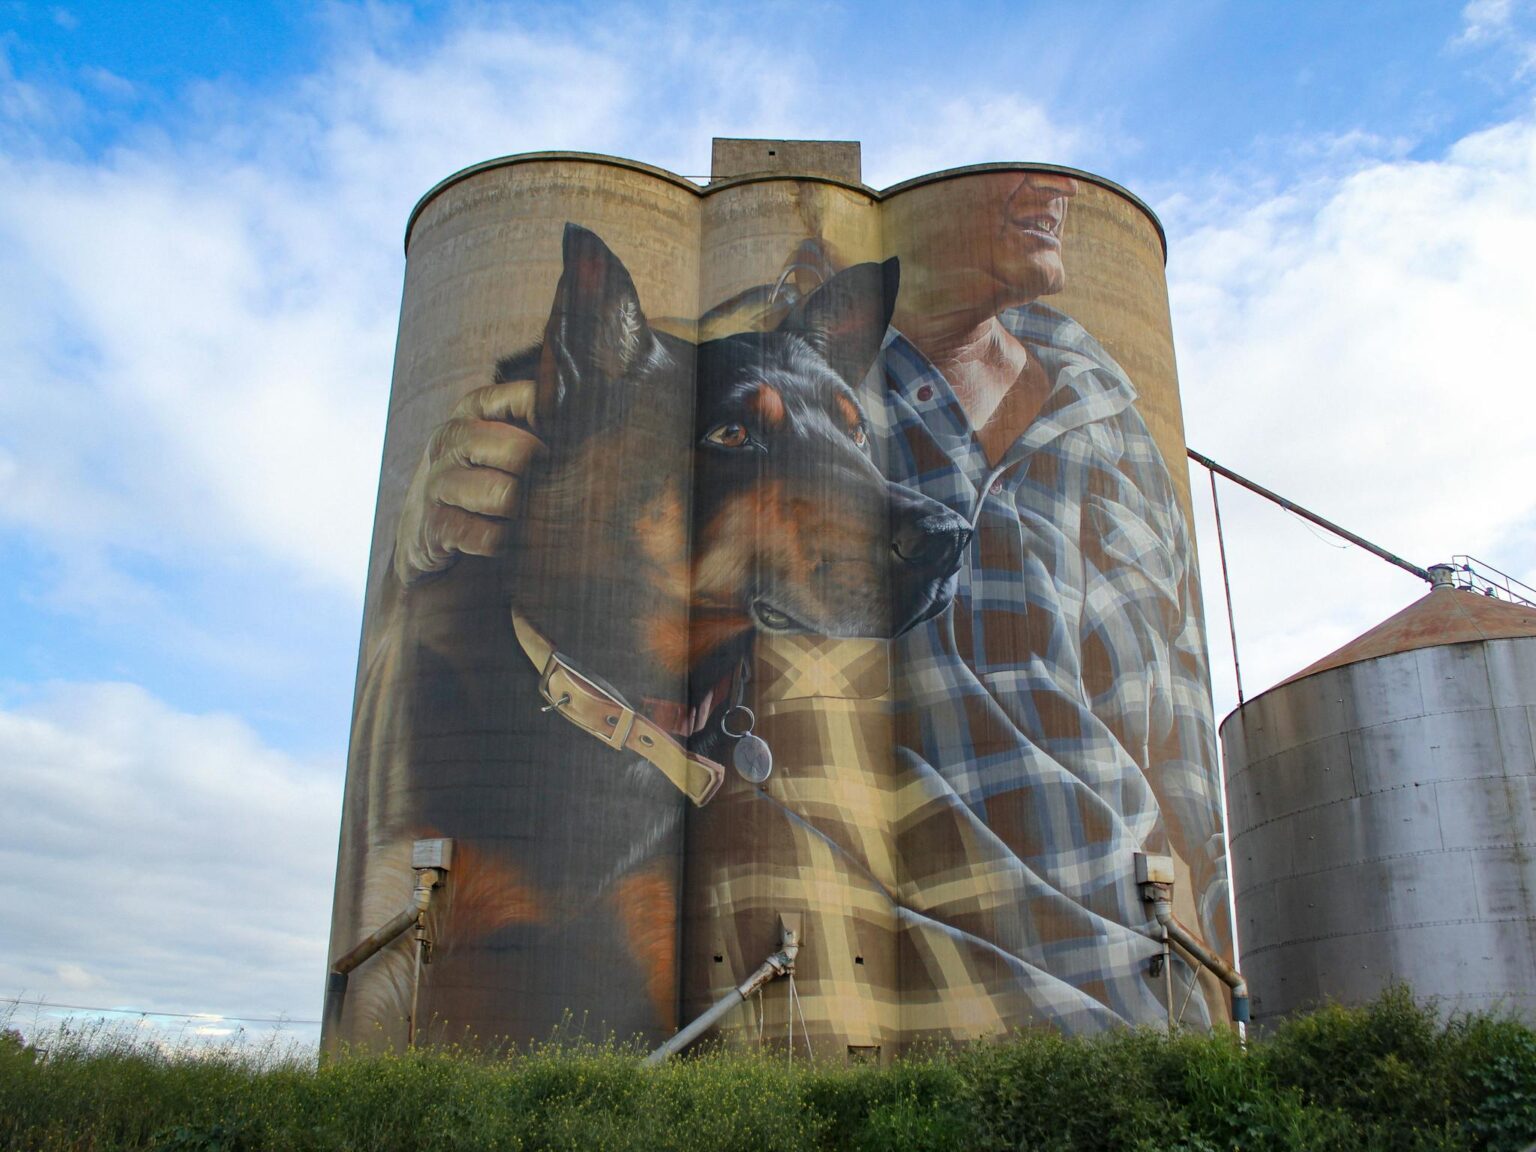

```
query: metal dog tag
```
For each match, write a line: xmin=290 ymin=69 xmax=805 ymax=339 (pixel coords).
xmin=722 ymin=704 xmax=774 ymax=784
xmin=732 ymin=732 xmax=774 ymax=784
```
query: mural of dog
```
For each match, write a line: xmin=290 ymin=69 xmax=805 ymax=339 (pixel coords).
xmin=334 ymin=224 xmax=969 ymax=1048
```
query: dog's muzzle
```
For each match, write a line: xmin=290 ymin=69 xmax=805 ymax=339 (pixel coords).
xmin=890 ymin=486 xmax=972 ymax=583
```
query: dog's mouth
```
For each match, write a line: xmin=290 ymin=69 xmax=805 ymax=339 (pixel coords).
xmin=750 ymin=598 xmax=810 ymax=633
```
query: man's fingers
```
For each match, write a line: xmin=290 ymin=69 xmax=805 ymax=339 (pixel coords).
xmin=432 ymin=468 xmax=521 ymax=520
xmin=428 ymin=506 xmax=509 ymax=560
xmin=431 ymin=419 xmax=544 ymax=475
xmin=451 ymin=379 xmax=540 ymax=429
xmin=400 ymin=381 xmax=541 ymax=578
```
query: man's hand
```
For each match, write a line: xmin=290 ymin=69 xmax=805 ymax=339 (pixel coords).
xmin=393 ymin=379 xmax=544 ymax=586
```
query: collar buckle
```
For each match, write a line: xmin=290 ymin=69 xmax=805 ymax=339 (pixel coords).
xmin=539 ymin=649 xmax=637 ymax=750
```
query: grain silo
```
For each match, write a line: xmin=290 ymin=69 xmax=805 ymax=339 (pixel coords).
xmin=1222 ymin=566 xmax=1536 ymax=1026
xmin=323 ymin=140 xmax=1239 ymax=1060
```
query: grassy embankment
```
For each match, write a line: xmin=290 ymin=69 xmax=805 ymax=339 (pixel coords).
xmin=3 ymin=987 xmax=1534 ymax=1151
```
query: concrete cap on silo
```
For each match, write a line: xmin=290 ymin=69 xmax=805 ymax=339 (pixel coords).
xmin=710 ymin=138 xmax=862 ymax=183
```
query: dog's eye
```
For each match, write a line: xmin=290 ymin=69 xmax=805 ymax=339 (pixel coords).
xmin=705 ymin=423 xmax=752 ymax=449
xmin=852 ymin=426 xmax=868 ymax=448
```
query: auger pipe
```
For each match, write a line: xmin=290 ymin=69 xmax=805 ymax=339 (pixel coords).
xmin=645 ymin=923 xmax=801 ymax=1065
xmin=1187 ymin=447 xmax=1429 ymax=585
xmin=320 ymin=868 xmax=440 ymax=1059
xmin=1151 ymin=896 xmax=1249 ymax=1026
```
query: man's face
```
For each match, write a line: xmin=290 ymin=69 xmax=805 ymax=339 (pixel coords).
xmin=889 ymin=170 xmax=1082 ymax=333
xmin=990 ymin=171 xmax=1079 ymax=304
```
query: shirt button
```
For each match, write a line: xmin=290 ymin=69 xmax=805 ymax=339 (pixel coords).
xmin=916 ymin=384 xmax=934 ymax=402
xmin=990 ymin=479 xmax=1004 ymax=495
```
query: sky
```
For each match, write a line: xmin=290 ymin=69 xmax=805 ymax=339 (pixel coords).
xmin=3 ymin=0 xmax=1535 ymax=1052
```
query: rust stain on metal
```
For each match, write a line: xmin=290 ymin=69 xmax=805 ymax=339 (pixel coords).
xmin=1281 ymin=587 xmax=1536 ymax=687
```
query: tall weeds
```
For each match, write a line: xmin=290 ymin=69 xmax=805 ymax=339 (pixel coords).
xmin=3 ymin=988 xmax=1533 ymax=1151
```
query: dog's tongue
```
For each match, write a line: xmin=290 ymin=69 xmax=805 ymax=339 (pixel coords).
xmin=685 ymin=688 xmax=716 ymax=737
xmin=641 ymin=669 xmax=735 ymax=737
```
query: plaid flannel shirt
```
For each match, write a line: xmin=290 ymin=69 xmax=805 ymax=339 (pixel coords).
xmin=872 ymin=304 xmax=1229 ymax=1015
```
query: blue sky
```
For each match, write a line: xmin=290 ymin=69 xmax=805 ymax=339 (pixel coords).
xmin=3 ymin=0 xmax=1535 ymax=1049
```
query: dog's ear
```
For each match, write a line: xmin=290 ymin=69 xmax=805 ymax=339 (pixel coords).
xmin=535 ymin=224 xmax=657 ymax=422
xmin=778 ymin=258 xmax=899 ymax=387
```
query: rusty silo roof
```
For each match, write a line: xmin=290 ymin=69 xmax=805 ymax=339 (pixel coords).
xmin=1280 ymin=585 xmax=1536 ymax=687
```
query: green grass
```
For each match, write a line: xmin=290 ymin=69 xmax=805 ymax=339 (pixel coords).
xmin=3 ymin=987 xmax=1534 ymax=1151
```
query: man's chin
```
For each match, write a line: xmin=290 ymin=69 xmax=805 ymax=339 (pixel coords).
xmin=994 ymin=257 xmax=1065 ymax=303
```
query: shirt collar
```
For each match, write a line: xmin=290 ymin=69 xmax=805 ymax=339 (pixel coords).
xmin=881 ymin=303 xmax=1140 ymax=464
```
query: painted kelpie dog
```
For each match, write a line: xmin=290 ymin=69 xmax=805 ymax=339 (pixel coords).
xmin=347 ymin=224 xmax=969 ymax=1047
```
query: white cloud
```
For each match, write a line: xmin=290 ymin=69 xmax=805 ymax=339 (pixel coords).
xmin=54 ymin=962 xmax=101 ymax=990
xmin=0 ymin=683 xmax=340 ymax=1042
xmin=861 ymin=93 xmax=1088 ymax=190
xmin=1452 ymin=0 xmax=1536 ymax=75
xmin=0 ymin=11 xmax=656 ymax=599
xmin=1168 ymin=103 xmax=1536 ymax=714
xmin=1457 ymin=0 xmax=1515 ymax=45
xmin=78 ymin=66 xmax=135 ymax=101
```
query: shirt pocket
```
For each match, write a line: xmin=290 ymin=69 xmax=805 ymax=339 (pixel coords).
xmin=754 ymin=634 xmax=892 ymax=705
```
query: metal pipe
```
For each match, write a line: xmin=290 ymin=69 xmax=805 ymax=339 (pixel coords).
xmin=320 ymin=868 xmax=440 ymax=1060
xmin=645 ymin=921 xmax=801 ymax=1065
xmin=1187 ymin=448 xmax=1430 ymax=585
xmin=1162 ymin=924 xmax=1174 ymax=1034
xmin=1151 ymin=896 xmax=1250 ymax=1026
xmin=408 ymin=919 xmax=427 ymax=1047
xmin=334 ymin=868 xmax=438 ymax=976
xmin=331 ymin=907 xmax=419 ymax=978
xmin=1208 ymin=466 xmax=1245 ymax=704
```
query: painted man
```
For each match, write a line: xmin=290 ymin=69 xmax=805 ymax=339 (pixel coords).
xmin=869 ymin=171 xmax=1230 ymax=1030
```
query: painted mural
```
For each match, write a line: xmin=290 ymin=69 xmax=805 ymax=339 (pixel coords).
xmin=327 ymin=160 xmax=1231 ymax=1059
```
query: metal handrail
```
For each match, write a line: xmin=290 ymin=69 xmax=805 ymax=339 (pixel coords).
xmin=1450 ymin=555 xmax=1536 ymax=607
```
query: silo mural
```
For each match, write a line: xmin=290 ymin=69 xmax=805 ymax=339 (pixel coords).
xmin=326 ymin=148 xmax=1232 ymax=1058
xmin=1223 ymin=575 xmax=1536 ymax=1026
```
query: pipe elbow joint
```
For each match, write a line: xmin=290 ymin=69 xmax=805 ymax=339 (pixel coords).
xmin=411 ymin=868 xmax=441 ymax=913
xmin=766 ymin=945 xmax=797 ymax=978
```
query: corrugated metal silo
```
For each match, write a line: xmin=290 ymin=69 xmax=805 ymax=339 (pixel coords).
xmin=1222 ymin=571 xmax=1536 ymax=1025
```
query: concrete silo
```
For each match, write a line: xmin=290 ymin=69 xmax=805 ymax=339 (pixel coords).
xmin=324 ymin=140 xmax=1238 ymax=1059
xmin=1222 ymin=567 xmax=1536 ymax=1026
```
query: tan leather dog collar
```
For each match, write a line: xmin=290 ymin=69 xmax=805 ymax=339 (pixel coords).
xmin=510 ymin=609 xmax=725 ymax=807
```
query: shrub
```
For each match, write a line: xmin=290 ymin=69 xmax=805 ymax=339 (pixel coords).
xmin=3 ymin=989 xmax=1534 ymax=1152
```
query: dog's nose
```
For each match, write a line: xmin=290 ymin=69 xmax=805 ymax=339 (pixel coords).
xmin=893 ymin=515 xmax=971 ymax=575
xmin=891 ymin=498 xmax=972 ymax=578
